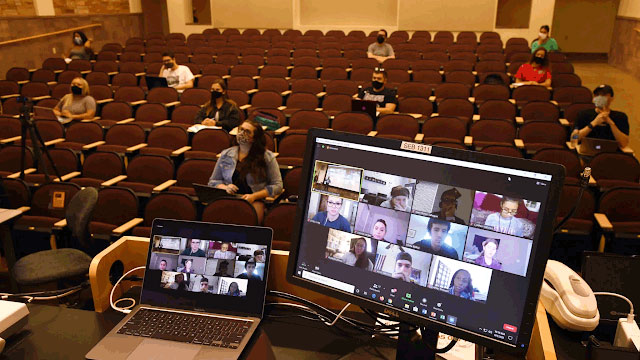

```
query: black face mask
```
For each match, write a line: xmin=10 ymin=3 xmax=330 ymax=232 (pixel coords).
xmin=532 ymin=57 xmax=544 ymax=65
xmin=372 ymin=81 xmax=384 ymax=90
xmin=211 ymin=91 xmax=223 ymax=100
xmin=377 ymin=35 xmax=385 ymax=44
xmin=164 ymin=62 xmax=174 ymax=69
xmin=71 ymin=85 xmax=82 ymax=95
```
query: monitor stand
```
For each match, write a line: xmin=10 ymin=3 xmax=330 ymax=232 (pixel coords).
xmin=396 ymin=323 xmax=440 ymax=360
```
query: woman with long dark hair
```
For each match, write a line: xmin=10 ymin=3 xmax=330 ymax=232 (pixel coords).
xmin=531 ymin=25 xmax=559 ymax=53
xmin=448 ymin=269 xmax=475 ymax=300
xmin=342 ymin=237 xmax=373 ymax=271
xmin=208 ymin=119 xmax=283 ymax=223
xmin=68 ymin=31 xmax=93 ymax=60
xmin=194 ymin=78 xmax=241 ymax=132
xmin=514 ymin=47 xmax=551 ymax=87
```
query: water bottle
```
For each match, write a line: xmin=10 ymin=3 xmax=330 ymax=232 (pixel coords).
xmin=570 ymin=127 xmax=579 ymax=148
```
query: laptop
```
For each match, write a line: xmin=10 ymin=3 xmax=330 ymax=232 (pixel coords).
xmin=351 ymin=99 xmax=378 ymax=121
xmin=86 ymin=219 xmax=273 ymax=360
xmin=582 ymin=251 xmax=640 ymax=325
xmin=145 ymin=76 xmax=169 ymax=90
xmin=577 ymin=137 xmax=619 ymax=156
xmin=193 ymin=183 xmax=240 ymax=204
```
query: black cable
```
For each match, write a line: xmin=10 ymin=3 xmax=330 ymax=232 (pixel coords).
xmin=420 ymin=326 xmax=458 ymax=353
xmin=554 ymin=167 xmax=591 ymax=233
xmin=0 ymin=280 xmax=90 ymax=298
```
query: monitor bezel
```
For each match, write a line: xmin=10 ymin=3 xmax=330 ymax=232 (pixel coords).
xmin=285 ymin=128 xmax=565 ymax=355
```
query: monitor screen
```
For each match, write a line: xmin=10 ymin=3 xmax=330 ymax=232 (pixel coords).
xmin=287 ymin=129 xmax=564 ymax=353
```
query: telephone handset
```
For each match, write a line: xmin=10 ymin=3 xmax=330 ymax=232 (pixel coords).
xmin=540 ymin=260 xmax=600 ymax=331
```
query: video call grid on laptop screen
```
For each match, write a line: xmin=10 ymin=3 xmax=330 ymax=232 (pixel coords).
xmin=293 ymin=136 xmax=556 ymax=349
xmin=141 ymin=220 xmax=271 ymax=317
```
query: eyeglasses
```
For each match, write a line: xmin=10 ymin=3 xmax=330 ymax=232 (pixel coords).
xmin=501 ymin=207 xmax=518 ymax=214
xmin=237 ymin=128 xmax=253 ymax=134
xmin=327 ymin=201 xmax=342 ymax=207
xmin=441 ymin=198 xmax=457 ymax=204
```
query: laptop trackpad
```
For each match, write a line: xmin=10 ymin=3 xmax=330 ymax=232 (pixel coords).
xmin=127 ymin=339 xmax=200 ymax=360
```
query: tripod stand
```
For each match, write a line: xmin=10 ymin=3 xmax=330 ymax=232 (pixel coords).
xmin=17 ymin=97 xmax=62 ymax=182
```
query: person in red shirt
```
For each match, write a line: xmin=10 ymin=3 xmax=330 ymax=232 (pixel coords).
xmin=514 ymin=48 xmax=551 ymax=87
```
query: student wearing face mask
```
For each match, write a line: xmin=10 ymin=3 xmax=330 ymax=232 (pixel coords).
xmin=356 ymin=68 xmax=397 ymax=115
xmin=514 ymin=48 xmax=551 ymax=87
xmin=208 ymin=119 xmax=283 ymax=223
xmin=531 ymin=25 xmax=559 ymax=53
xmin=576 ymin=85 xmax=629 ymax=148
xmin=53 ymin=77 xmax=96 ymax=120
xmin=159 ymin=51 xmax=194 ymax=92
xmin=68 ymin=31 xmax=93 ymax=60
xmin=194 ymin=78 xmax=240 ymax=132
xmin=367 ymin=29 xmax=395 ymax=63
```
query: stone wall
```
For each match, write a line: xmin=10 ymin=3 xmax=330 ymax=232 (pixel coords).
xmin=0 ymin=0 xmax=36 ymax=16
xmin=53 ymin=0 xmax=130 ymax=15
xmin=0 ymin=13 xmax=143 ymax=77
xmin=609 ymin=16 xmax=640 ymax=80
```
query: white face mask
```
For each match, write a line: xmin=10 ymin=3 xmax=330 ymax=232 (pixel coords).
xmin=539 ymin=32 xmax=548 ymax=40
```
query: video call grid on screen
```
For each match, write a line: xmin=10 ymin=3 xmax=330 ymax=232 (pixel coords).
xmin=294 ymin=137 xmax=554 ymax=347
xmin=151 ymin=235 xmax=267 ymax=298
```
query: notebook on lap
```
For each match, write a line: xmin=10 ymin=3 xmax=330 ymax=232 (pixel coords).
xmin=193 ymin=183 xmax=241 ymax=204
xmin=86 ymin=219 xmax=272 ymax=360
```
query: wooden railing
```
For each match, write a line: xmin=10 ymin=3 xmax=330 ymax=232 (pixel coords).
xmin=0 ymin=23 xmax=102 ymax=47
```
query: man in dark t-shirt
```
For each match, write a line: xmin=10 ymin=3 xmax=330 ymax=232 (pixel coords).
xmin=357 ymin=68 xmax=397 ymax=115
xmin=576 ymin=84 xmax=629 ymax=148
xmin=412 ymin=218 xmax=460 ymax=259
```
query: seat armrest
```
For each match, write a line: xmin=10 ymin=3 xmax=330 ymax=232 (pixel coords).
xmin=251 ymin=76 xmax=260 ymax=80
xmin=0 ymin=94 xmax=19 ymax=100
xmin=53 ymin=219 xmax=68 ymax=230
xmin=367 ymin=131 xmax=378 ymax=137
xmin=163 ymin=101 xmax=180 ymax=108
xmin=81 ymin=116 xmax=101 ymax=122
xmin=222 ymin=75 xmax=231 ymax=79
xmin=277 ymin=105 xmax=287 ymax=111
xmin=550 ymin=100 xmax=558 ymax=106
xmin=464 ymin=136 xmax=473 ymax=146
xmin=46 ymin=81 xmax=58 ymax=86
xmin=281 ymin=90 xmax=292 ymax=96
xmin=428 ymin=95 xmax=435 ymax=102
xmin=472 ymin=114 xmax=480 ymax=121
xmin=229 ymin=127 xmax=238 ymax=136
xmin=239 ymin=104 xmax=251 ymax=110
xmin=82 ymin=140 xmax=106 ymax=150
xmin=17 ymin=206 xmax=31 ymax=213
xmin=274 ymin=126 xmax=290 ymax=135
xmin=134 ymin=72 xmax=146 ymax=77
xmin=316 ymin=92 xmax=326 ymax=98
xmin=247 ymin=89 xmax=258 ymax=95
xmin=153 ymin=179 xmax=177 ymax=192
xmin=107 ymin=71 xmax=118 ymax=76
xmin=7 ymin=168 xmax=36 ymax=178
xmin=589 ymin=175 xmax=597 ymax=186
xmin=594 ymin=213 xmax=613 ymax=231
xmin=116 ymin=118 xmax=135 ymax=124
xmin=55 ymin=171 xmax=81 ymax=182
xmin=414 ymin=134 xmax=424 ymax=143
xmin=468 ymin=97 xmax=475 ymax=103
xmin=408 ymin=113 xmax=422 ymax=119
xmin=514 ymin=139 xmax=525 ymax=149
xmin=129 ymin=100 xmax=147 ymax=106
xmin=621 ymin=146 xmax=634 ymax=154
xmin=508 ymin=99 xmax=516 ymax=104
xmin=112 ymin=218 xmax=145 ymax=236
xmin=44 ymin=138 xmax=65 ymax=146
xmin=31 ymin=95 xmax=51 ymax=101
xmin=430 ymin=113 xmax=439 ymax=117
xmin=0 ymin=136 xmax=21 ymax=144
xmin=558 ymin=118 xmax=569 ymax=126
xmin=171 ymin=146 xmax=191 ymax=156
xmin=153 ymin=120 xmax=171 ymax=127
xmin=315 ymin=108 xmax=323 ymax=112
xmin=101 ymin=175 xmax=127 ymax=187
xmin=126 ymin=143 xmax=147 ymax=152
xmin=565 ymin=141 xmax=576 ymax=150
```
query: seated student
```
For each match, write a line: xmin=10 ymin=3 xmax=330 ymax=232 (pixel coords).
xmin=159 ymin=51 xmax=194 ymax=91
xmin=181 ymin=239 xmax=206 ymax=257
xmin=194 ymin=78 xmax=241 ymax=132
xmin=432 ymin=188 xmax=466 ymax=225
xmin=413 ymin=218 xmax=459 ymax=259
xmin=68 ymin=31 xmax=93 ymax=60
xmin=310 ymin=195 xmax=352 ymax=232
xmin=237 ymin=258 xmax=262 ymax=280
xmin=484 ymin=197 xmax=525 ymax=237
xmin=208 ymin=120 xmax=283 ymax=224
xmin=576 ymin=85 xmax=629 ymax=148
xmin=380 ymin=186 xmax=410 ymax=211
xmin=356 ymin=68 xmax=397 ymax=115
xmin=448 ymin=269 xmax=475 ymax=300
xmin=227 ymin=282 xmax=242 ymax=296
xmin=214 ymin=260 xmax=231 ymax=276
xmin=367 ymin=29 xmax=395 ymax=63
xmin=531 ymin=25 xmax=559 ymax=53
xmin=199 ymin=277 xmax=210 ymax=293
xmin=475 ymin=238 xmax=503 ymax=270
xmin=53 ymin=77 xmax=96 ymax=121
xmin=392 ymin=251 xmax=414 ymax=283
xmin=213 ymin=242 xmax=236 ymax=259
xmin=177 ymin=259 xmax=195 ymax=274
xmin=158 ymin=259 xmax=168 ymax=271
xmin=514 ymin=48 xmax=551 ymax=87
xmin=168 ymin=273 xmax=189 ymax=291
xmin=371 ymin=219 xmax=391 ymax=244
xmin=342 ymin=237 xmax=373 ymax=271
xmin=253 ymin=249 xmax=265 ymax=263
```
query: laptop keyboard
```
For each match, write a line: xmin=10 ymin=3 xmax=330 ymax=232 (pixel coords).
xmin=116 ymin=308 xmax=252 ymax=349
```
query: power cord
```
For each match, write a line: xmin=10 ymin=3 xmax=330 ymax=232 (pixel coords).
xmin=0 ymin=281 xmax=90 ymax=302
xmin=110 ymin=266 xmax=146 ymax=314
xmin=594 ymin=292 xmax=635 ymax=323
xmin=554 ymin=167 xmax=591 ymax=233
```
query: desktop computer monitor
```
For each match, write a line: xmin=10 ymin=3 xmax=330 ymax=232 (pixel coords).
xmin=286 ymin=129 xmax=565 ymax=355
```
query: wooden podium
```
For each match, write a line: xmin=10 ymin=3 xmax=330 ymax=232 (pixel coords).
xmin=89 ymin=236 xmax=556 ymax=359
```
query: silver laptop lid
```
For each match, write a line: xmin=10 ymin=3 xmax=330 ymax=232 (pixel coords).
xmin=140 ymin=219 xmax=273 ymax=318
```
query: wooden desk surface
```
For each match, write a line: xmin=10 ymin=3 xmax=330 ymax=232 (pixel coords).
xmin=0 ymin=209 xmax=21 ymax=223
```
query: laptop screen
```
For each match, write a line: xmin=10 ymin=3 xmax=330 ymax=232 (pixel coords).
xmin=289 ymin=130 xmax=564 ymax=351
xmin=140 ymin=219 xmax=272 ymax=318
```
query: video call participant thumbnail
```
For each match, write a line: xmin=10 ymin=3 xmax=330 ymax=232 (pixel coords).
xmin=178 ymin=258 xmax=195 ymax=273
xmin=359 ymin=170 xmax=416 ymax=212
xmin=311 ymin=161 xmax=363 ymax=201
xmin=325 ymin=229 xmax=377 ymax=271
xmin=431 ymin=188 xmax=469 ymax=225
xmin=308 ymin=194 xmax=354 ymax=232
xmin=470 ymin=192 xmax=539 ymax=239
xmin=354 ymin=203 xmax=411 ymax=245
xmin=462 ymin=227 xmax=533 ymax=277
xmin=427 ymin=256 xmax=493 ymax=303
xmin=213 ymin=260 xmax=234 ymax=277
xmin=374 ymin=244 xmax=432 ymax=286
xmin=181 ymin=239 xmax=206 ymax=257
xmin=407 ymin=216 xmax=467 ymax=260
xmin=166 ymin=272 xmax=190 ymax=292
xmin=150 ymin=252 xmax=178 ymax=271
xmin=218 ymin=277 xmax=248 ymax=297
xmin=213 ymin=242 xmax=237 ymax=260
xmin=380 ymin=186 xmax=412 ymax=212
xmin=199 ymin=276 xmax=211 ymax=293
xmin=236 ymin=258 xmax=263 ymax=281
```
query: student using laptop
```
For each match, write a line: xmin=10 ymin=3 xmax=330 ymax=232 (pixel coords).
xmin=52 ymin=77 xmax=96 ymax=120
xmin=576 ymin=84 xmax=629 ymax=148
xmin=158 ymin=51 xmax=194 ymax=92
xmin=208 ymin=119 xmax=283 ymax=224
xmin=356 ymin=68 xmax=397 ymax=115
xmin=194 ymin=78 xmax=241 ymax=132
